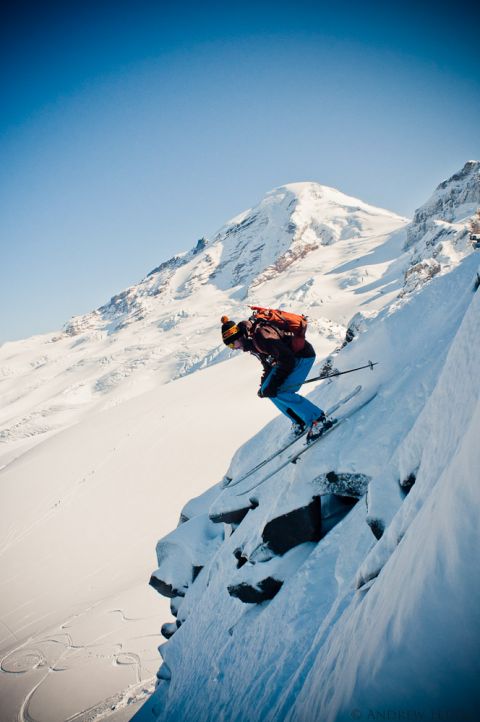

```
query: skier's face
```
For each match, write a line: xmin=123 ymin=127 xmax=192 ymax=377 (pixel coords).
xmin=230 ymin=338 xmax=244 ymax=351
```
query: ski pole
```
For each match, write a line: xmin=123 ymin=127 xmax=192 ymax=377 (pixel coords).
xmin=283 ymin=361 xmax=378 ymax=391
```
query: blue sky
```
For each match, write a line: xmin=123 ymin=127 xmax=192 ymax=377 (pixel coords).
xmin=1 ymin=0 xmax=479 ymax=342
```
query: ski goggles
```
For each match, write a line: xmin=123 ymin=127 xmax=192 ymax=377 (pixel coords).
xmin=222 ymin=324 xmax=240 ymax=342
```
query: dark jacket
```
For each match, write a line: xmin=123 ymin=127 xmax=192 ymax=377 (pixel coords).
xmin=238 ymin=320 xmax=315 ymax=394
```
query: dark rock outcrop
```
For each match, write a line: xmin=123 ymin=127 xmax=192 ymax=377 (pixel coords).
xmin=161 ymin=622 xmax=178 ymax=640
xmin=209 ymin=503 xmax=253 ymax=525
xmin=227 ymin=577 xmax=283 ymax=604
xmin=150 ymin=513 xmax=224 ymax=601
xmin=149 ymin=575 xmax=186 ymax=599
xmin=312 ymin=471 xmax=370 ymax=498
xmin=262 ymin=497 xmax=322 ymax=555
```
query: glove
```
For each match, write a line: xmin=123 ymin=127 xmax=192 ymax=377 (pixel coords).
xmin=259 ymin=383 xmax=278 ymax=399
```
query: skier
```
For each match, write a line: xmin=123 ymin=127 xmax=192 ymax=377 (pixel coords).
xmin=221 ymin=313 xmax=330 ymax=440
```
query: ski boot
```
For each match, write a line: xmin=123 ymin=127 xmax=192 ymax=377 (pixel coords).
xmin=306 ymin=413 xmax=334 ymax=443
xmin=287 ymin=421 xmax=306 ymax=442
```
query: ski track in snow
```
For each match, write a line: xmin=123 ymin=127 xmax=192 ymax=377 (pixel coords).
xmin=0 ymin=603 xmax=160 ymax=722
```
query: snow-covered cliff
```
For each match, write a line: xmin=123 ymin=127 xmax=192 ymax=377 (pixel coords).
xmin=406 ymin=160 xmax=480 ymax=248
xmin=402 ymin=161 xmax=480 ymax=295
xmin=141 ymin=166 xmax=480 ymax=722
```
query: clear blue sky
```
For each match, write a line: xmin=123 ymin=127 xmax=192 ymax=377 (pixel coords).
xmin=1 ymin=0 xmax=479 ymax=342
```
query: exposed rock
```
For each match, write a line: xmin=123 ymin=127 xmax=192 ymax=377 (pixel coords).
xmin=233 ymin=548 xmax=248 ymax=569
xmin=406 ymin=161 xmax=480 ymax=249
xmin=149 ymin=573 xmax=186 ymax=599
xmin=216 ymin=507 xmax=251 ymax=525
xmin=170 ymin=597 xmax=182 ymax=617
xmin=161 ymin=622 xmax=178 ymax=640
xmin=209 ymin=497 xmax=254 ymax=525
xmin=251 ymin=241 xmax=320 ymax=287
xmin=311 ymin=471 xmax=370 ymax=498
xmin=147 ymin=254 xmax=187 ymax=279
xmin=227 ymin=577 xmax=283 ymax=604
xmin=319 ymin=494 xmax=359 ymax=536
xmin=318 ymin=357 xmax=334 ymax=377
xmin=342 ymin=312 xmax=370 ymax=347
xmin=401 ymin=258 xmax=441 ymax=296
xmin=227 ymin=542 xmax=315 ymax=605
xmin=262 ymin=497 xmax=322 ymax=555
xmin=368 ymin=517 xmax=385 ymax=541
xmin=399 ymin=471 xmax=416 ymax=500
xmin=63 ymin=311 xmax=101 ymax=337
xmin=150 ymin=513 xmax=223 ymax=599
xmin=192 ymin=565 xmax=203 ymax=581
xmin=260 ymin=493 xmax=360 ymax=558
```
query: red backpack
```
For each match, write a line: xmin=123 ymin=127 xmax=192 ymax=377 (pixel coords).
xmin=249 ymin=306 xmax=308 ymax=353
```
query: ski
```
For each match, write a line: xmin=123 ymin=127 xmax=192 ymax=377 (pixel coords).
xmin=236 ymin=390 xmax=378 ymax=496
xmin=222 ymin=385 xmax=362 ymax=489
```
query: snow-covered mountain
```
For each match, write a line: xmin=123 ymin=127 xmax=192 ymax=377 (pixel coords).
xmin=0 ymin=182 xmax=406 ymax=466
xmin=402 ymin=160 xmax=480 ymax=294
xmin=0 ymin=163 xmax=479 ymax=722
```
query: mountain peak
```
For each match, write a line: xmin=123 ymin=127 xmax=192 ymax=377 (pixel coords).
xmin=209 ymin=181 xmax=406 ymax=294
xmin=406 ymin=161 xmax=480 ymax=249
xmin=267 ymin=180 xmax=403 ymax=217
xmin=436 ymin=159 xmax=480 ymax=191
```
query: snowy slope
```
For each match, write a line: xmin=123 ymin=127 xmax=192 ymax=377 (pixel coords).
xmin=288 ymin=271 xmax=480 ymax=722
xmin=134 ymin=167 xmax=480 ymax=722
xmin=1 ymin=166 xmax=479 ymax=722
xmin=0 ymin=357 xmax=278 ymax=722
xmin=136 ymin=254 xmax=480 ymax=722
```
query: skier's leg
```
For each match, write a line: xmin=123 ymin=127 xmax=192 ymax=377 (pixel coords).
xmin=261 ymin=369 xmax=305 ymax=424
xmin=275 ymin=358 xmax=324 ymax=426
xmin=282 ymin=356 xmax=315 ymax=391
xmin=274 ymin=392 xmax=323 ymax=426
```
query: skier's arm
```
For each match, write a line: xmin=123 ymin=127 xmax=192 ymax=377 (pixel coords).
xmin=254 ymin=329 xmax=296 ymax=395
xmin=267 ymin=340 xmax=296 ymax=387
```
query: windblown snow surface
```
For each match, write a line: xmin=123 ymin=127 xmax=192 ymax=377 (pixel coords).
xmin=1 ymin=164 xmax=479 ymax=722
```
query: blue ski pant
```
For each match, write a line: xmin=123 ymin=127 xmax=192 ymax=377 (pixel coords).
xmin=260 ymin=356 xmax=324 ymax=427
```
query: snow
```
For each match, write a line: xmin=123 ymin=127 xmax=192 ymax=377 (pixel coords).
xmin=136 ymin=172 xmax=479 ymax=721
xmin=152 ymin=512 xmax=224 ymax=596
xmin=0 ymin=357 xmax=277 ymax=721
xmin=285 ymin=277 xmax=480 ymax=722
xmin=1 ymin=166 xmax=479 ymax=721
